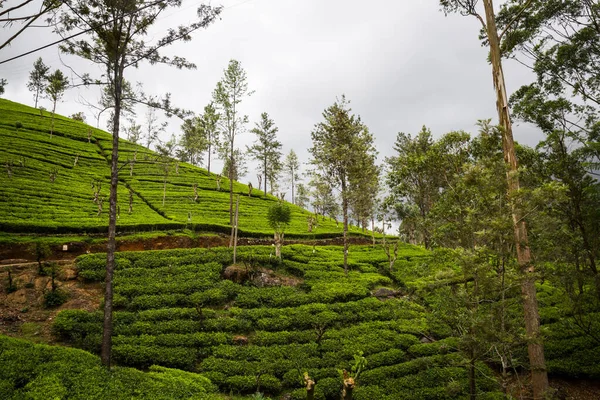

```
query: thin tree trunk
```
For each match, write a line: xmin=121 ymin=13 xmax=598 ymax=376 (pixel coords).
xmin=291 ymin=169 xmax=295 ymax=204
xmin=35 ymin=90 xmax=39 ymax=109
xmin=233 ymin=195 xmax=239 ymax=263
xmin=101 ymin=65 xmax=123 ymax=369
xmin=229 ymin=134 xmax=234 ymax=225
xmin=264 ymin=158 xmax=268 ymax=195
xmin=50 ymin=100 xmax=56 ymax=138
xmin=341 ymin=178 xmax=349 ymax=274
xmin=482 ymin=1 xmax=549 ymax=397
xmin=207 ymin=143 xmax=211 ymax=175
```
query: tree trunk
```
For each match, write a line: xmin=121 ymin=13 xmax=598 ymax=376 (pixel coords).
xmin=229 ymin=133 xmax=234 ymax=225
xmin=233 ymin=195 xmax=239 ymax=263
xmin=341 ymin=178 xmax=349 ymax=274
xmin=101 ymin=64 xmax=123 ymax=369
xmin=482 ymin=1 xmax=549 ymax=397
xmin=50 ymin=100 xmax=56 ymax=138
xmin=35 ymin=90 xmax=39 ymax=109
xmin=264 ymin=158 xmax=268 ymax=195
xmin=274 ymin=232 xmax=282 ymax=259
xmin=207 ymin=143 xmax=211 ymax=175
xmin=291 ymin=169 xmax=295 ymax=204
xmin=341 ymin=376 xmax=354 ymax=400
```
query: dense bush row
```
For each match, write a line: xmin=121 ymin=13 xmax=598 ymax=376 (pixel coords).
xmin=0 ymin=335 xmax=220 ymax=400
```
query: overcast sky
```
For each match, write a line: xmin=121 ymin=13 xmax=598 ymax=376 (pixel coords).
xmin=1 ymin=0 xmax=541 ymax=188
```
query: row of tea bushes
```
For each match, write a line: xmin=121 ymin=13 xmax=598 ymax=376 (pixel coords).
xmin=0 ymin=335 xmax=220 ymax=400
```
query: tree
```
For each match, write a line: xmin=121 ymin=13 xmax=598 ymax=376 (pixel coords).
xmin=54 ymin=0 xmax=222 ymax=368
xmin=349 ymin=155 xmax=379 ymax=233
xmin=385 ymin=126 xmax=441 ymax=248
xmin=309 ymin=96 xmax=377 ymax=273
xmin=248 ymin=112 xmax=282 ymax=195
xmin=222 ymin=148 xmax=248 ymax=182
xmin=199 ymin=102 xmax=220 ymax=174
xmin=144 ymin=107 xmax=167 ymax=150
xmin=267 ymin=201 xmax=291 ymax=259
xmin=0 ymin=78 xmax=6 ymax=96
xmin=45 ymin=69 xmax=69 ymax=137
xmin=283 ymin=149 xmax=300 ymax=204
xmin=179 ymin=116 xmax=207 ymax=166
xmin=295 ymin=183 xmax=310 ymax=209
xmin=213 ymin=59 xmax=252 ymax=225
xmin=124 ymin=118 xmax=142 ymax=144
xmin=27 ymin=57 xmax=50 ymax=108
xmin=439 ymin=0 xmax=549 ymax=396
xmin=309 ymin=173 xmax=340 ymax=223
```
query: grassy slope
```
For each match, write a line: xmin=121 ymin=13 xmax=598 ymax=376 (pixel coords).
xmin=0 ymin=99 xmax=362 ymax=238
xmin=53 ymin=244 xmax=506 ymax=399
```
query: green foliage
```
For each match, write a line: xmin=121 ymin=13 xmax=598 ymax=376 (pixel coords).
xmin=44 ymin=288 xmax=69 ymax=308
xmin=0 ymin=335 xmax=219 ymax=399
xmin=0 ymin=99 xmax=366 ymax=239
xmin=267 ymin=202 xmax=291 ymax=230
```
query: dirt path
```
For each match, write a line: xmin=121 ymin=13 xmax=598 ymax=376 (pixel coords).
xmin=0 ymin=234 xmax=374 ymax=262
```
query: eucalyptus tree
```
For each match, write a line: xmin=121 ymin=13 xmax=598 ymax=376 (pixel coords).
xmin=248 ymin=112 xmax=282 ymax=195
xmin=45 ymin=69 xmax=69 ymax=137
xmin=283 ymin=149 xmax=300 ymax=204
xmin=0 ymin=78 xmax=6 ymax=96
xmin=439 ymin=0 xmax=549 ymax=396
xmin=499 ymin=0 xmax=600 ymax=297
xmin=309 ymin=96 xmax=377 ymax=273
xmin=212 ymin=59 xmax=252 ymax=224
xmin=27 ymin=57 xmax=50 ymax=108
xmin=53 ymin=0 xmax=222 ymax=367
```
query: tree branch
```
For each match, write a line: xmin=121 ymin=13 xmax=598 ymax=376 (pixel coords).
xmin=499 ymin=0 xmax=534 ymax=41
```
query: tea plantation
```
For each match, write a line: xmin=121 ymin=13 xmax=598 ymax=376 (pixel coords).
xmin=51 ymin=244 xmax=503 ymax=399
xmin=0 ymin=99 xmax=356 ymax=238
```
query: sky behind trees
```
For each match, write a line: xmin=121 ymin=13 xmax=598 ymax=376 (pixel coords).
xmin=0 ymin=0 xmax=540 ymax=184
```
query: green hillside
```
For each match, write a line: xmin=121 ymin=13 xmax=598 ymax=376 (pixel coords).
xmin=53 ymin=244 xmax=507 ymax=399
xmin=0 ymin=99 xmax=355 ymax=238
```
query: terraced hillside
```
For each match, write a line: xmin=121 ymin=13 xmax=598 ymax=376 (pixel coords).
xmin=53 ymin=244 xmax=508 ymax=399
xmin=0 ymin=99 xmax=355 ymax=237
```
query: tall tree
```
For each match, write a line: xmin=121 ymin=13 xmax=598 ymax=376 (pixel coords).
xmin=385 ymin=126 xmax=441 ymax=248
xmin=54 ymin=0 xmax=222 ymax=368
xmin=144 ymin=107 xmax=167 ymax=150
xmin=283 ymin=149 xmax=300 ymax=204
xmin=213 ymin=59 xmax=252 ymax=224
xmin=0 ymin=78 xmax=6 ymax=96
xmin=27 ymin=57 xmax=50 ymax=108
xmin=439 ymin=0 xmax=550 ymax=397
xmin=179 ymin=116 xmax=207 ymax=166
xmin=309 ymin=96 xmax=377 ymax=273
xmin=248 ymin=112 xmax=282 ymax=195
xmin=45 ymin=69 xmax=69 ymax=137
xmin=295 ymin=183 xmax=310 ymax=209
xmin=199 ymin=102 xmax=220 ymax=174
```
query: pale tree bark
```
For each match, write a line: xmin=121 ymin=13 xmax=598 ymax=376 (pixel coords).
xmin=482 ymin=0 xmax=549 ymax=397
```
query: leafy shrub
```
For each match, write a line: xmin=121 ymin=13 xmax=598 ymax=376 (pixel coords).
xmin=44 ymin=288 xmax=69 ymax=307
